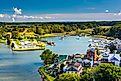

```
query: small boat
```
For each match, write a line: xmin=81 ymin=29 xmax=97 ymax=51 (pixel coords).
xmin=88 ymin=39 xmax=93 ymax=42
xmin=59 ymin=36 xmax=64 ymax=40
xmin=47 ymin=42 xmax=56 ymax=46
xmin=78 ymin=34 xmax=82 ymax=37
xmin=76 ymin=38 xmax=80 ymax=40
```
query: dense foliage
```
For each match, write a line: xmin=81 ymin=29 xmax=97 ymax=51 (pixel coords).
xmin=40 ymin=49 xmax=58 ymax=64
xmin=106 ymin=24 xmax=121 ymax=38
xmin=81 ymin=63 xmax=121 ymax=81
xmin=1 ymin=21 xmax=121 ymax=39
xmin=54 ymin=73 xmax=81 ymax=81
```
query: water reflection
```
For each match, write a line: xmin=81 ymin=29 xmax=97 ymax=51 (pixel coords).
xmin=0 ymin=44 xmax=43 ymax=81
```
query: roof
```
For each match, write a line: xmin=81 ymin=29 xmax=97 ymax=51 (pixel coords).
xmin=74 ymin=54 xmax=81 ymax=58
xmin=67 ymin=67 xmax=78 ymax=71
xmin=74 ymin=62 xmax=81 ymax=68
xmin=58 ymin=55 xmax=67 ymax=62
xmin=110 ymin=56 xmax=120 ymax=61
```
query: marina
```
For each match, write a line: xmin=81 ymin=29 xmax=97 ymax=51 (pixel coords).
xmin=0 ymin=36 xmax=91 ymax=81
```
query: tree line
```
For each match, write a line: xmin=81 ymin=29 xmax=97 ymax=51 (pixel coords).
xmin=1 ymin=21 xmax=121 ymax=39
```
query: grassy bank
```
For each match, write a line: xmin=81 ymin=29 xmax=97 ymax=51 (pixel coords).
xmin=40 ymin=29 xmax=93 ymax=38
xmin=39 ymin=67 xmax=55 ymax=81
xmin=93 ymin=35 xmax=114 ymax=40
xmin=0 ymin=39 xmax=6 ymax=43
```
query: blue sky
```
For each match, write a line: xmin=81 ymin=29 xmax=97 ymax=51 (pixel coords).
xmin=0 ymin=0 xmax=121 ymax=22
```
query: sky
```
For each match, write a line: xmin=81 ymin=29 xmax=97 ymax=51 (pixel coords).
xmin=0 ymin=0 xmax=121 ymax=22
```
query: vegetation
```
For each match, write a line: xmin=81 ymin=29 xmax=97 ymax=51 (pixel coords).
xmin=94 ymin=63 xmax=121 ymax=81
xmin=106 ymin=24 xmax=121 ymax=38
xmin=81 ymin=63 xmax=121 ymax=81
xmin=1 ymin=21 xmax=121 ymax=39
xmin=95 ymin=48 xmax=101 ymax=55
xmin=80 ymin=68 xmax=94 ymax=81
xmin=39 ymin=67 xmax=55 ymax=81
xmin=40 ymin=49 xmax=58 ymax=65
xmin=54 ymin=73 xmax=81 ymax=81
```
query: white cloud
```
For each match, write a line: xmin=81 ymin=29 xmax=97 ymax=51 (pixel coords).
xmin=0 ymin=14 xmax=5 ymax=18
xmin=1 ymin=13 xmax=121 ymax=22
xmin=118 ymin=12 xmax=121 ymax=15
xmin=44 ymin=16 xmax=52 ymax=19
xmin=12 ymin=17 xmax=15 ymax=22
xmin=13 ymin=7 xmax=22 ymax=15
xmin=105 ymin=10 xmax=109 ymax=13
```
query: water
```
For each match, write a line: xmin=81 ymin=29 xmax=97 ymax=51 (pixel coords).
xmin=46 ymin=36 xmax=91 ymax=55
xmin=0 ymin=36 xmax=91 ymax=81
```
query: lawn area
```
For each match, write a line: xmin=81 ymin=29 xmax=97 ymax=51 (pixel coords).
xmin=99 ymin=26 xmax=112 ymax=29
xmin=0 ymin=39 xmax=6 ymax=43
xmin=39 ymin=67 xmax=55 ymax=81
xmin=79 ymin=29 xmax=93 ymax=34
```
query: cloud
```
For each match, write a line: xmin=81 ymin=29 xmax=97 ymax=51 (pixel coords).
xmin=1 ymin=13 xmax=121 ymax=22
xmin=0 ymin=14 xmax=5 ymax=18
xmin=44 ymin=16 xmax=52 ymax=19
xmin=12 ymin=18 xmax=15 ymax=22
xmin=118 ymin=12 xmax=121 ymax=15
xmin=13 ymin=7 xmax=22 ymax=15
xmin=105 ymin=10 xmax=109 ymax=13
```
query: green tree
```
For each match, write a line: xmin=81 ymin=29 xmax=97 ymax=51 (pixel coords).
xmin=54 ymin=73 xmax=81 ymax=81
xmin=95 ymin=48 xmax=101 ymax=55
xmin=80 ymin=68 xmax=94 ymax=81
xmin=94 ymin=63 xmax=121 ymax=81
xmin=81 ymin=63 xmax=121 ymax=81
xmin=40 ymin=49 xmax=58 ymax=65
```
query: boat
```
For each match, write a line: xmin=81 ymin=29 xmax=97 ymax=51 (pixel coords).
xmin=59 ymin=36 xmax=64 ymax=40
xmin=47 ymin=42 xmax=56 ymax=46
xmin=88 ymin=39 xmax=93 ymax=42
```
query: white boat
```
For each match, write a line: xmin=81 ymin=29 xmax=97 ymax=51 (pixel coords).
xmin=88 ymin=39 xmax=93 ymax=42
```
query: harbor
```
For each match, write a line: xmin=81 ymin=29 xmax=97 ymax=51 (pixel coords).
xmin=0 ymin=36 xmax=91 ymax=81
xmin=39 ymin=36 xmax=121 ymax=81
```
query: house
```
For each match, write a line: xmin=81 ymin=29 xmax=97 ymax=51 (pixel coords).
xmin=63 ymin=62 xmax=83 ymax=74
xmin=101 ymin=53 xmax=120 ymax=66
xmin=108 ymin=54 xmax=120 ymax=66
xmin=82 ymin=59 xmax=92 ymax=67
xmin=101 ymin=52 xmax=109 ymax=62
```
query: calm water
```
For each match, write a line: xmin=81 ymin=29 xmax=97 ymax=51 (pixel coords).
xmin=0 ymin=36 xmax=91 ymax=81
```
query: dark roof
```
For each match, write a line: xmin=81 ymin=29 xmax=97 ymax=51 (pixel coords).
xmin=110 ymin=56 xmax=119 ymax=61
xmin=58 ymin=55 xmax=67 ymax=62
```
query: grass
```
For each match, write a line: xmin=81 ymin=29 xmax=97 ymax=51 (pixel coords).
xmin=39 ymin=67 xmax=55 ymax=81
xmin=41 ymin=34 xmax=57 ymax=37
xmin=79 ymin=29 xmax=93 ymax=34
xmin=0 ymin=39 xmax=6 ymax=43
xmin=99 ymin=26 xmax=112 ymax=29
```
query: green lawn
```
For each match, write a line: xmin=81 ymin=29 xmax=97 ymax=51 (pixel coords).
xmin=39 ymin=67 xmax=55 ymax=81
xmin=0 ymin=39 xmax=6 ymax=43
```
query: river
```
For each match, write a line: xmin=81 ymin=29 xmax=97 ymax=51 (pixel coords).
xmin=0 ymin=36 xmax=91 ymax=81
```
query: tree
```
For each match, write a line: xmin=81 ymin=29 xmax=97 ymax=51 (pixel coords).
xmin=80 ymin=63 xmax=121 ymax=81
xmin=40 ymin=49 xmax=58 ymax=65
xmin=95 ymin=48 xmax=101 ymax=55
xmin=54 ymin=73 xmax=81 ymax=81
xmin=94 ymin=63 xmax=121 ymax=81
xmin=80 ymin=68 xmax=94 ymax=81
